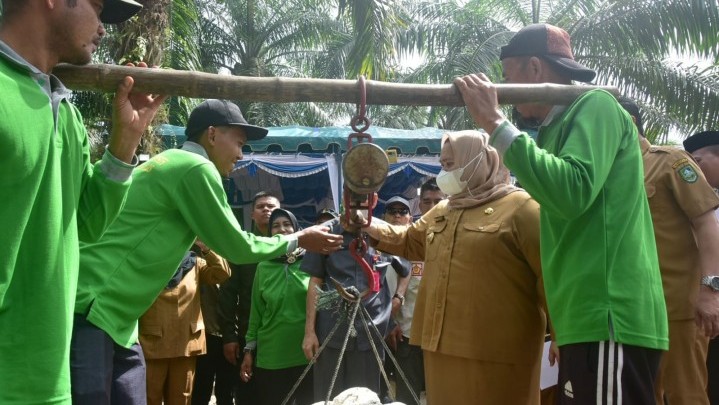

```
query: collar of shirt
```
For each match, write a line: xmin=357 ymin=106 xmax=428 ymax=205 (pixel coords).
xmin=180 ymin=141 xmax=210 ymax=160
xmin=0 ymin=39 xmax=72 ymax=119
xmin=539 ymin=105 xmax=567 ymax=128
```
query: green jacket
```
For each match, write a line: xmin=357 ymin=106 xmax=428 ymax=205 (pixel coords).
xmin=77 ymin=143 xmax=294 ymax=348
xmin=492 ymin=89 xmax=668 ymax=350
xmin=246 ymin=257 xmax=310 ymax=369
xmin=0 ymin=43 xmax=134 ymax=404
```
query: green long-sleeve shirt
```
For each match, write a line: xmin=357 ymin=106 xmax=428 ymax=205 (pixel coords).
xmin=0 ymin=43 xmax=134 ymax=404
xmin=491 ymin=89 xmax=668 ymax=350
xmin=77 ymin=142 xmax=296 ymax=348
xmin=246 ymin=258 xmax=310 ymax=369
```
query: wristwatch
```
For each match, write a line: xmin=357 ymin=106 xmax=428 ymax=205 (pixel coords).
xmin=243 ymin=347 xmax=254 ymax=354
xmin=393 ymin=293 xmax=405 ymax=306
xmin=701 ymin=276 xmax=719 ymax=291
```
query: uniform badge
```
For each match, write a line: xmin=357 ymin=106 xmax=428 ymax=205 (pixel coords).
xmin=677 ymin=164 xmax=698 ymax=183
xmin=411 ymin=262 xmax=424 ymax=277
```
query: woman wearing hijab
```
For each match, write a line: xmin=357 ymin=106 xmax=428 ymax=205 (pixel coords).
xmin=361 ymin=130 xmax=546 ymax=403
xmin=240 ymin=208 xmax=313 ymax=405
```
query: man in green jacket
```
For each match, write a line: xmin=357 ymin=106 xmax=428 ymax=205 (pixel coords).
xmin=454 ymin=24 xmax=667 ymax=404
xmin=71 ymin=99 xmax=343 ymax=405
xmin=0 ymin=0 xmax=167 ymax=403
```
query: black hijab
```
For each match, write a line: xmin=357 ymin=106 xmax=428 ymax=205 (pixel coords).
xmin=268 ymin=208 xmax=305 ymax=264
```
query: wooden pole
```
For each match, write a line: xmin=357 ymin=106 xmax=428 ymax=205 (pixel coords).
xmin=53 ymin=63 xmax=618 ymax=106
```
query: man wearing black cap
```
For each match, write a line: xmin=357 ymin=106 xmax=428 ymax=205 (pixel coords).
xmin=685 ymin=131 xmax=719 ymax=190
xmin=0 ymin=1 xmax=167 ymax=403
xmin=684 ymin=130 xmax=719 ymax=405
xmin=454 ymin=24 xmax=668 ymax=403
xmin=70 ymin=99 xmax=343 ymax=404
xmin=316 ymin=208 xmax=340 ymax=224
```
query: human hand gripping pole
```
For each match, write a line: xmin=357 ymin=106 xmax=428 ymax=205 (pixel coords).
xmin=107 ymin=62 xmax=169 ymax=163
xmin=453 ymin=73 xmax=508 ymax=136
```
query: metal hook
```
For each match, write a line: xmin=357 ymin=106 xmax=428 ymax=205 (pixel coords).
xmin=351 ymin=76 xmax=371 ymax=133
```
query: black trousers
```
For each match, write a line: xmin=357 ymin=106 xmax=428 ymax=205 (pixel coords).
xmin=557 ymin=340 xmax=662 ymax=405
xmin=254 ymin=365 xmax=313 ymax=405
xmin=192 ymin=335 xmax=237 ymax=405
xmin=708 ymin=337 xmax=719 ymax=405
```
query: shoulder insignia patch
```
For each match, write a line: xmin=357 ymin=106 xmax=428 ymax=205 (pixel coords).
xmin=677 ymin=164 xmax=698 ymax=183
xmin=672 ymin=158 xmax=689 ymax=169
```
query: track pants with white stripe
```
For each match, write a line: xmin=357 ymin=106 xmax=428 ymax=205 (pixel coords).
xmin=557 ymin=340 xmax=662 ymax=405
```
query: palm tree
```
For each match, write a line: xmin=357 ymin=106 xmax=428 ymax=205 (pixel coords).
xmin=196 ymin=0 xmax=349 ymax=127
xmin=73 ymin=0 xmax=178 ymax=158
xmin=76 ymin=0 xmax=217 ymax=158
xmin=204 ymin=0 xmax=422 ymax=129
xmin=403 ymin=0 xmax=719 ymax=142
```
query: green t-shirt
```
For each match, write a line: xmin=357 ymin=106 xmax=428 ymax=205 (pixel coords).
xmin=0 ymin=45 xmax=133 ymax=404
xmin=246 ymin=258 xmax=310 ymax=369
xmin=492 ymin=89 xmax=668 ymax=350
xmin=77 ymin=143 xmax=292 ymax=348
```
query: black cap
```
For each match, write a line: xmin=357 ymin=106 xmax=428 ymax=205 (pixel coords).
xmin=316 ymin=208 xmax=339 ymax=220
xmin=617 ymin=97 xmax=644 ymax=136
xmin=100 ymin=0 xmax=143 ymax=24
xmin=185 ymin=99 xmax=268 ymax=141
xmin=683 ymin=131 xmax=719 ymax=153
xmin=500 ymin=24 xmax=596 ymax=83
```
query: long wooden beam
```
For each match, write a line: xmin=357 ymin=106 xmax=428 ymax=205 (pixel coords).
xmin=53 ymin=63 xmax=618 ymax=106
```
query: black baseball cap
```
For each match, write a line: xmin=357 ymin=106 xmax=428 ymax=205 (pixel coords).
xmin=500 ymin=23 xmax=596 ymax=83
xmin=683 ymin=131 xmax=719 ymax=153
xmin=316 ymin=208 xmax=339 ymax=220
xmin=100 ymin=0 xmax=143 ymax=24
xmin=185 ymin=99 xmax=268 ymax=142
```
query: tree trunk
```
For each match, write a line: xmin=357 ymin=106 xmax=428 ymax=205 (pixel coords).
xmin=111 ymin=0 xmax=172 ymax=156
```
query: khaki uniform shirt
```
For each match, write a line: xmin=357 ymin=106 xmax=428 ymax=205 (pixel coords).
xmin=641 ymin=138 xmax=719 ymax=320
xmin=376 ymin=191 xmax=546 ymax=365
xmin=139 ymin=250 xmax=231 ymax=359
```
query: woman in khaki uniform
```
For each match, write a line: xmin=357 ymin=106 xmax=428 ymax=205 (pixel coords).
xmin=361 ymin=130 xmax=546 ymax=404
xmin=139 ymin=242 xmax=231 ymax=405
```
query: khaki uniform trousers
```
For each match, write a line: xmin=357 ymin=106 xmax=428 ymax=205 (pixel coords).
xmin=655 ymin=319 xmax=709 ymax=404
xmin=145 ymin=356 xmax=197 ymax=405
xmin=424 ymin=350 xmax=540 ymax=404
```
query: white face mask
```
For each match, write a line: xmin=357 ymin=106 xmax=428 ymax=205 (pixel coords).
xmin=436 ymin=151 xmax=485 ymax=196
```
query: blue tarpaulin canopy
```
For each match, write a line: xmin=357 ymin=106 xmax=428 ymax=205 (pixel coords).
xmin=157 ymin=124 xmax=444 ymax=228
xmin=158 ymin=124 xmax=446 ymax=154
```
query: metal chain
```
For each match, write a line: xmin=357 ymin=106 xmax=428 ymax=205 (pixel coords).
xmin=281 ymin=291 xmax=420 ymax=405
xmin=325 ymin=295 xmax=363 ymax=403
xmin=357 ymin=301 xmax=421 ymax=405
xmin=280 ymin=298 xmax=353 ymax=405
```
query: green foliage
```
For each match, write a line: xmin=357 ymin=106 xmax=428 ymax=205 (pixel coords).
xmin=67 ymin=0 xmax=719 ymax=141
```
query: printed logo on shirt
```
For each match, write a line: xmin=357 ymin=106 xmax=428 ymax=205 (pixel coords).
xmin=563 ymin=381 xmax=574 ymax=398
xmin=138 ymin=155 xmax=170 ymax=172
xmin=677 ymin=163 xmax=698 ymax=183
xmin=411 ymin=262 xmax=423 ymax=277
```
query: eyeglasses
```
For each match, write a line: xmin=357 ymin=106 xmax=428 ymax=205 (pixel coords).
xmin=386 ymin=208 xmax=410 ymax=216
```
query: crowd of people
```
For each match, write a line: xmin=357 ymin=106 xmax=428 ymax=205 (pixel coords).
xmin=3 ymin=1 xmax=719 ymax=404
